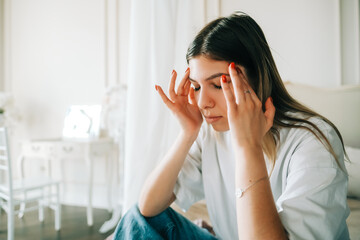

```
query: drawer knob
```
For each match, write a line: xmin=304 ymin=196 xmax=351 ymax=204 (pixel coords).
xmin=63 ymin=146 xmax=73 ymax=152
xmin=31 ymin=146 xmax=40 ymax=151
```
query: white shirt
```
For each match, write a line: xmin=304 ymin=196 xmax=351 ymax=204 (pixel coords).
xmin=173 ymin=114 xmax=350 ymax=240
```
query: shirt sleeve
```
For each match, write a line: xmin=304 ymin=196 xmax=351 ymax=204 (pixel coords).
xmin=276 ymin=122 xmax=350 ymax=240
xmin=173 ymin=135 xmax=205 ymax=212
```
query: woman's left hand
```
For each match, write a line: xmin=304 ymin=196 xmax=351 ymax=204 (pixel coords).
xmin=221 ymin=62 xmax=275 ymax=148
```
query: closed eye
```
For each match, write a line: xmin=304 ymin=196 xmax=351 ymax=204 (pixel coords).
xmin=213 ymin=84 xmax=222 ymax=89
xmin=192 ymin=84 xmax=222 ymax=91
xmin=191 ymin=84 xmax=201 ymax=91
xmin=194 ymin=86 xmax=201 ymax=91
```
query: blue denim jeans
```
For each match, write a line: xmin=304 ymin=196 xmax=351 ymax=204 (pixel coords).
xmin=112 ymin=204 xmax=218 ymax=240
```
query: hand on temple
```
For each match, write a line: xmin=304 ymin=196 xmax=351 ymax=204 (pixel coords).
xmin=156 ymin=68 xmax=203 ymax=139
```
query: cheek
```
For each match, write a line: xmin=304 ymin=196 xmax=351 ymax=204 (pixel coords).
xmin=217 ymin=92 xmax=228 ymax=112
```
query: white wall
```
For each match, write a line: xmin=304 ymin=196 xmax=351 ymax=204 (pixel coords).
xmin=222 ymin=0 xmax=342 ymax=87
xmin=11 ymin=0 xmax=105 ymax=140
xmin=3 ymin=0 xmax=130 ymax=208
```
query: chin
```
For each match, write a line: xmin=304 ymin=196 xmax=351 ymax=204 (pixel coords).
xmin=210 ymin=123 xmax=230 ymax=132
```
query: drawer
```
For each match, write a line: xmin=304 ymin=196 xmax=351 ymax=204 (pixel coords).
xmin=21 ymin=142 xmax=57 ymax=157
xmin=89 ymin=142 xmax=114 ymax=156
xmin=56 ymin=142 xmax=86 ymax=158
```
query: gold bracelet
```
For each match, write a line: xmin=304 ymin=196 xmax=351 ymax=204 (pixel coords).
xmin=235 ymin=176 xmax=268 ymax=198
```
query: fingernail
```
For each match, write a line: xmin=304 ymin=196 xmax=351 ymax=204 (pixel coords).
xmin=155 ymin=85 xmax=158 ymax=91
xmin=185 ymin=67 xmax=189 ymax=73
xmin=221 ymin=75 xmax=227 ymax=83
xmin=171 ymin=70 xmax=175 ymax=75
xmin=230 ymin=62 xmax=235 ymax=69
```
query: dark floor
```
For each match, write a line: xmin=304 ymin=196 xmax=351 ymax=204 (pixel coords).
xmin=0 ymin=205 xmax=116 ymax=240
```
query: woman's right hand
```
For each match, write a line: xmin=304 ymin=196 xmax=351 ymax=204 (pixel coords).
xmin=156 ymin=68 xmax=203 ymax=138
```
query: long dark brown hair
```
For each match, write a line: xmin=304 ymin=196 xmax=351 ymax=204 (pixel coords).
xmin=186 ymin=12 xmax=346 ymax=171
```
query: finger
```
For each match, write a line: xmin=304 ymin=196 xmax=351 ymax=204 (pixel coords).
xmin=168 ymin=70 xmax=177 ymax=100
xmin=226 ymin=77 xmax=236 ymax=103
xmin=238 ymin=66 xmax=259 ymax=104
xmin=236 ymin=66 xmax=255 ymax=104
xmin=156 ymin=85 xmax=174 ymax=110
xmin=183 ymin=79 xmax=191 ymax=96
xmin=189 ymin=87 xmax=198 ymax=107
xmin=240 ymin=74 xmax=253 ymax=103
xmin=228 ymin=77 xmax=235 ymax=96
xmin=220 ymin=75 xmax=237 ymax=110
xmin=264 ymin=97 xmax=275 ymax=132
xmin=176 ymin=68 xmax=190 ymax=96
xmin=228 ymin=62 xmax=246 ymax=103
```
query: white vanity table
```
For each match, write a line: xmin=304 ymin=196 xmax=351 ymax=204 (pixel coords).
xmin=17 ymin=87 xmax=126 ymax=231
xmin=18 ymin=137 xmax=116 ymax=226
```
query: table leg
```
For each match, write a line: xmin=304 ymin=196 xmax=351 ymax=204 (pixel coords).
xmin=85 ymin=146 xmax=93 ymax=226
xmin=99 ymin=144 xmax=122 ymax=233
xmin=106 ymin=149 xmax=114 ymax=212
xmin=17 ymin=154 xmax=26 ymax=218
xmin=99 ymin=204 xmax=122 ymax=233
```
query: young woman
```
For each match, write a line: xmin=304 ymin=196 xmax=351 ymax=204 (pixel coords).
xmin=113 ymin=12 xmax=349 ymax=239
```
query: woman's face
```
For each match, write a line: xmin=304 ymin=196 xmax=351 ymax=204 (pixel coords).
xmin=189 ymin=56 xmax=231 ymax=132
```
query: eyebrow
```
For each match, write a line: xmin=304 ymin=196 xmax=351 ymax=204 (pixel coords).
xmin=189 ymin=73 xmax=230 ymax=82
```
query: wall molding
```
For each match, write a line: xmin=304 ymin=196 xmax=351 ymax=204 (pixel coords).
xmin=2 ymin=0 xmax=11 ymax=92
xmin=0 ymin=0 xmax=3 ymax=91
xmin=104 ymin=0 xmax=121 ymax=88
xmin=340 ymin=0 xmax=360 ymax=85
xmin=205 ymin=0 xmax=221 ymax=22
xmin=335 ymin=0 xmax=342 ymax=86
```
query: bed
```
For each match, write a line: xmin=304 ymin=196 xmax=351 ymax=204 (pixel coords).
xmin=171 ymin=82 xmax=360 ymax=239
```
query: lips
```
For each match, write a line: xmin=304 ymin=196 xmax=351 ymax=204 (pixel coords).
xmin=204 ymin=115 xmax=222 ymax=123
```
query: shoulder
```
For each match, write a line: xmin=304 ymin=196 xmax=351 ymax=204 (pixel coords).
xmin=277 ymin=112 xmax=345 ymax=171
xmin=279 ymin=112 xmax=341 ymax=148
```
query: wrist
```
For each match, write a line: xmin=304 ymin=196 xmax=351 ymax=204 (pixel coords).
xmin=233 ymin=142 xmax=263 ymax=158
xmin=233 ymin=139 xmax=262 ymax=150
xmin=179 ymin=129 xmax=199 ymax=143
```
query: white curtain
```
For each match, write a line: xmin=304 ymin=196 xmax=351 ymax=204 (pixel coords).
xmin=123 ymin=0 xmax=218 ymax=213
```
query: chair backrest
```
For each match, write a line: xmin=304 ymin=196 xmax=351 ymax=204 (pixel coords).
xmin=101 ymin=85 xmax=127 ymax=143
xmin=0 ymin=127 xmax=13 ymax=198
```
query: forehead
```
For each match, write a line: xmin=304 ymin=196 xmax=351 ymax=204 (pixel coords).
xmin=188 ymin=56 xmax=229 ymax=82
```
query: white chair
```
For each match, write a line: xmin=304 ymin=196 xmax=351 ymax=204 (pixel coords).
xmin=0 ymin=127 xmax=61 ymax=240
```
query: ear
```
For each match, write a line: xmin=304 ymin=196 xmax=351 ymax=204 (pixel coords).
xmin=264 ymin=97 xmax=275 ymax=132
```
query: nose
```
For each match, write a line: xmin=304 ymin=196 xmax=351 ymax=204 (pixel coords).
xmin=197 ymin=89 xmax=215 ymax=110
